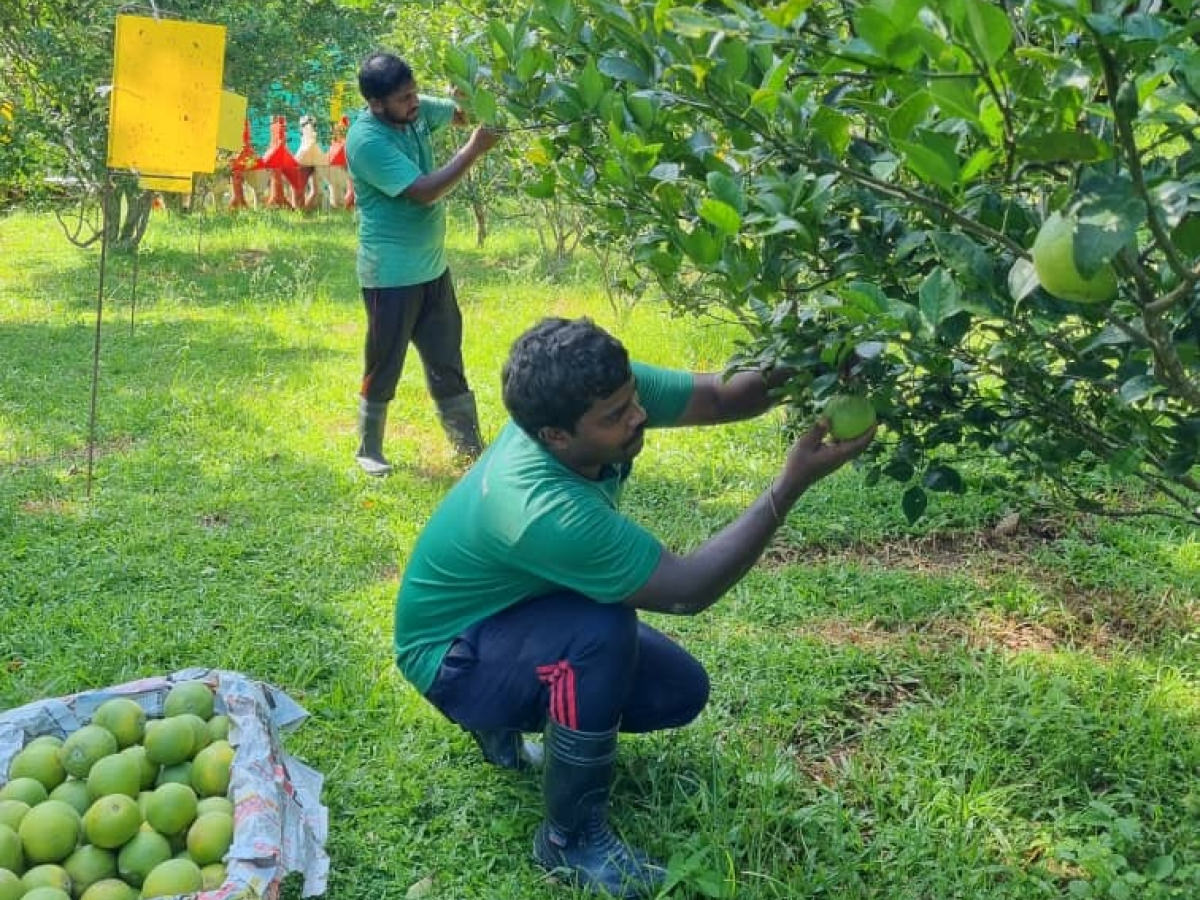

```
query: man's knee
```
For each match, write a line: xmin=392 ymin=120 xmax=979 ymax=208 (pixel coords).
xmin=573 ymin=599 xmax=639 ymax=664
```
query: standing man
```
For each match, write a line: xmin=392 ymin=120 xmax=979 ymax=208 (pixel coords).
xmin=346 ymin=51 xmax=499 ymax=475
xmin=394 ymin=317 xmax=875 ymax=897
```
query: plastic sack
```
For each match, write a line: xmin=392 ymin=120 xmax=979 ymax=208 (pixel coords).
xmin=0 ymin=667 xmax=329 ymax=900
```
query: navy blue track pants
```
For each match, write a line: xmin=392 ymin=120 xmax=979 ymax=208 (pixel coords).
xmin=424 ymin=591 xmax=710 ymax=734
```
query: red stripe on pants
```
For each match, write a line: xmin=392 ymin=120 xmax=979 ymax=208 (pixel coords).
xmin=536 ymin=660 xmax=578 ymax=729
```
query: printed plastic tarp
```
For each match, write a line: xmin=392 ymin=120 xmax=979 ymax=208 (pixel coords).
xmin=0 ymin=668 xmax=329 ymax=900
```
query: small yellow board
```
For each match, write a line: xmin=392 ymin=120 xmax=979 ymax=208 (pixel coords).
xmin=217 ymin=91 xmax=247 ymax=152
xmin=107 ymin=15 xmax=226 ymax=174
xmin=138 ymin=173 xmax=194 ymax=194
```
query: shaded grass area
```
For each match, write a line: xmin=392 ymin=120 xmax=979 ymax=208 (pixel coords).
xmin=1 ymin=208 xmax=1197 ymax=899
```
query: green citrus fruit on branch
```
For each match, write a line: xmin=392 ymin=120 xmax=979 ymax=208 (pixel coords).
xmin=824 ymin=394 xmax=877 ymax=441
xmin=1030 ymin=212 xmax=1119 ymax=305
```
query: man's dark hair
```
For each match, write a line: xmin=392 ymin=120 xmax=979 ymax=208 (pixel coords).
xmin=358 ymin=52 xmax=413 ymax=102
xmin=502 ymin=317 xmax=632 ymax=440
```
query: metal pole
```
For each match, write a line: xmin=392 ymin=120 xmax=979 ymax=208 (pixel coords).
xmin=86 ymin=180 xmax=111 ymax=499
xmin=129 ymin=236 xmax=140 ymax=336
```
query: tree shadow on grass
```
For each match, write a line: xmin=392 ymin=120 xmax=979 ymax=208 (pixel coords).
xmin=0 ymin=318 xmax=344 ymax=466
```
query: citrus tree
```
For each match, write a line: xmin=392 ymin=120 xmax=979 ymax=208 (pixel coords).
xmin=452 ymin=0 xmax=1200 ymax=523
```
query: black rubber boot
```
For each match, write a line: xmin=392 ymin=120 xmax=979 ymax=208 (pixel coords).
xmin=355 ymin=398 xmax=393 ymax=476
xmin=436 ymin=391 xmax=484 ymax=460
xmin=532 ymin=722 xmax=665 ymax=898
xmin=470 ymin=729 xmax=544 ymax=771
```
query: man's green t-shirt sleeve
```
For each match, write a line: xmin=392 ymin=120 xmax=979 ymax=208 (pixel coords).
xmin=421 ymin=96 xmax=458 ymax=133
xmin=352 ymin=130 xmax=421 ymax=198
xmin=513 ymin=492 xmax=662 ymax=603
xmin=633 ymin=361 xmax=693 ymax=427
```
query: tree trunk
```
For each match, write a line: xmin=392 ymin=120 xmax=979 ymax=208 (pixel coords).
xmin=103 ymin=179 xmax=152 ymax=251
xmin=472 ymin=199 xmax=488 ymax=248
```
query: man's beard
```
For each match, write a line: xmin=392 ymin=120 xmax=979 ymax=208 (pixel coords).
xmin=378 ymin=108 xmax=416 ymax=126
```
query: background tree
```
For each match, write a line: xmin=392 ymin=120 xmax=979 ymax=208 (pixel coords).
xmin=453 ymin=0 xmax=1200 ymax=523
xmin=0 ymin=0 xmax=382 ymax=247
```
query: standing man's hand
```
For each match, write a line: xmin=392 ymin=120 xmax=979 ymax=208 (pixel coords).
xmin=467 ymin=126 xmax=500 ymax=157
xmin=779 ymin=418 xmax=875 ymax=493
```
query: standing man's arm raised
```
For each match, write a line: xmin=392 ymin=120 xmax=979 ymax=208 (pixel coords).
xmin=403 ymin=126 xmax=498 ymax=206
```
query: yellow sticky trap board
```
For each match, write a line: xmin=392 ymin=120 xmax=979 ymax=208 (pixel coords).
xmin=107 ymin=15 xmax=226 ymax=174
xmin=217 ymin=91 xmax=247 ymax=151
xmin=139 ymin=173 xmax=193 ymax=193
xmin=330 ymin=81 xmax=357 ymax=124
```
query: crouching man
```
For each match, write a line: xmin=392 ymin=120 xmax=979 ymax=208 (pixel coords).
xmin=394 ymin=317 xmax=874 ymax=897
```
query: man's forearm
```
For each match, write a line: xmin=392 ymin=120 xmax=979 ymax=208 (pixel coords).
xmin=688 ymin=366 xmax=794 ymax=425
xmin=630 ymin=475 xmax=808 ymax=616
xmin=404 ymin=145 xmax=481 ymax=205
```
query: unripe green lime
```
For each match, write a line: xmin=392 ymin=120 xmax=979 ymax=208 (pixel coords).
xmin=58 ymin=727 xmax=117 ymax=781
xmin=91 ymin=698 xmax=147 ymax=749
xmin=824 ymin=394 xmax=877 ymax=441
xmin=9 ymin=744 xmax=66 ymax=791
xmin=162 ymin=683 xmax=214 ymax=721
xmin=1031 ymin=212 xmax=1118 ymax=305
xmin=140 ymin=858 xmax=202 ymax=899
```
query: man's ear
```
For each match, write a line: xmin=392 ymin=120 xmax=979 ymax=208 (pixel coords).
xmin=366 ymin=97 xmax=383 ymax=116
xmin=538 ymin=426 xmax=571 ymax=450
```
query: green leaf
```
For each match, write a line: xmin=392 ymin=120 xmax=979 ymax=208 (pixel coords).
xmin=1171 ymin=215 xmax=1200 ymax=257
xmin=699 ymin=197 xmax=742 ymax=236
xmin=1017 ymin=131 xmax=1111 ymax=163
xmin=884 ymin=458 xmax=915 ymax=482
xmin=929 ymin=77 xmax=979 ymax=122
xmin=1008 ymin=258 xmax=1040 ymax=302
xmin=1151 ymin=181 xmax=1191 ymax=228
xmin=960 ymin=148 xmax=997 ymax=182
xmin=706 ymin=171 xmax=744 ymax=213
xmin=523 ymin=169 xmax=556 ymax=199
xmin=1073 ymin=173 xmax=1146 ymax=277
xmin=751 ymin=52 xmax=792 ymax=114
xmin=680 ymin=227 xmax=721 ymax=265
xmin=931 ymin=231 xmax=994 ymax=286
xmin=902 ymin=485 xmax=928 ymax=523
xmin=963 ymin=0 xmax=1013 ymax=67
xmin=648 ymin=162 xmax=681 ymax=182
xmin=896 ymin=135 xmax=961 ymax=193
xmin=811 ymin=106 xmax=851 ymax=156
xmin=1118 ymin=374 xmax=1157 ymax=405
xmin=577 ymin=59 xmax=606 ymax=110
xmin=472 ymin=89 xmax=497 ymax=125
xmin=765 ymin=0 xmax=813 ymax=28
xmin=645 ymin=250 xmax=680 ymax=278
xmin=923 ymin=464 xmax=965 ymax=493
xmin=444 ymin=47 xmax=470 ymax=80
xmin=888 ymin=90 xmax=933 ymax=140
xmin=1146 ymin=855 xmax=1175 ymax=881
xmin=667 ymin=8 xmax=724 ymax=38
xmin=488 ymin=20 xmax=516 ymax=61
xmin=920 ymin=267 xmax=963 ymax=325
xmin=597 ymin=55 xmax=650 ymax=87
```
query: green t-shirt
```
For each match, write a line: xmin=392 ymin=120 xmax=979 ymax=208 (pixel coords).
xmin=345 ymin=97 xmax=457 ymax=288
xmin=394 ymin=362 xmax=695 ymax=693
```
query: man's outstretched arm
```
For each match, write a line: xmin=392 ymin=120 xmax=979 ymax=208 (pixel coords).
xmin=624 ymin=419 xmax=874 ymax=616
xmin=673 ymin=368 xmax=792 ymax=427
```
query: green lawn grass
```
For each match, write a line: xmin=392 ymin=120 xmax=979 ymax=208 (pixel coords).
xmin=1 ymin=207 xmax=1197 ymax=899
